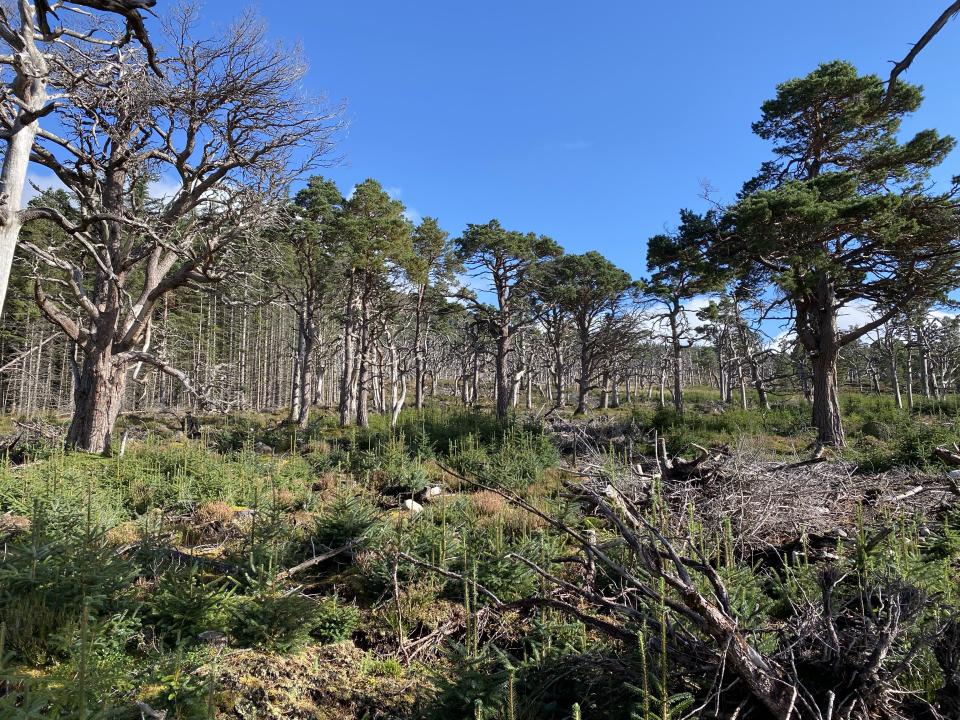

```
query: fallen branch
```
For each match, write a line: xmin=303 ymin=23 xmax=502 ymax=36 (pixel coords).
xmin=276 ymin=541 xmax=355 ymax=582
xmin=934 ymin=446 xmax=960 ymax=465
xmin=887 ymin=486 xmax=925 ymax=503
xmin=395 ymin=550 xmax=640 ymax=644
xmin=116 ymin=544 xmax=239 ymax=575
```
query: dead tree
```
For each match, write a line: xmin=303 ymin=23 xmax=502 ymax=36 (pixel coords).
xmin=0 ymin=0 xmax=161 ymax=317
xmin=20 ymin=7 xmax=341 ymax=453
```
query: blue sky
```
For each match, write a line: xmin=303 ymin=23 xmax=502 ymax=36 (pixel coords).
xmin=190 ymin=1 xmax=960 ymax=282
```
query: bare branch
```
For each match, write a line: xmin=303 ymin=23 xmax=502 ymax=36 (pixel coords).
xmin=885 ymin=1 xmax=960 ymax=103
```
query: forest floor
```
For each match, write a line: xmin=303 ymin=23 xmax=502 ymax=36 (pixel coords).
xmin=2 ymin=391 xmax=960 ymax=719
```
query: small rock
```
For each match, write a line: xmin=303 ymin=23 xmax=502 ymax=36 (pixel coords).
xmin=423 ymin=485 xmax=442 ymax=500
xmin=402 ymin=499 xmax=423 ymax=515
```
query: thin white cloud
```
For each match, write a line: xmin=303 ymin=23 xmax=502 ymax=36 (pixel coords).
xmin=634 ymin=294 xmax=717 ymax=340
xmin=836 ymin=299 xmax=874 ymax=331
xmin=21 ymin=172 xmax=186 ymax=206
xmin=148 ymin=175 xmax=184 ymax=200
xmin=682 ymin=295 xmax=713 ymax=323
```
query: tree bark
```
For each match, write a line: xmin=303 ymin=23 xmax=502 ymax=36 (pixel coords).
xmin=890 ymin=351 xmax=903 ymax=409
xmin=495 ymin=330 xmax=510 ymax=421
xmin=737 ymin=363 xmax=748 ymax=410
xmin=339 ymin=272 xmax=358 ymax=426
xmin=668 ymin=302 xmax=684 ymax=415
xmin=356 ymin=289 xmax=371 ymax=428
xmin=750 ymin=359 xmax=771 ymax=411
xmin=552 ymin=347 xmax=565 ymax=409
xmin=289 ymin=325 xmax=304 ymax=424
xmin=798 ymin=275 xmax=846 ymax=446
xmin=716 ymin=341 xmax=728 ymax=402
xmin=288 ymin=300 xmax=316 ymax=429
xmin=811 ymin=350 xmax=844 ymax=446
xmin=906 ymin=344 xmax=915 ymax=411
xmin=414 ymin=284 xmax=426 ymax=410
xmin=471 ymin=349 xmax=480 ymax=406
xmin=67 ymin=349 xmax=127 ymax=455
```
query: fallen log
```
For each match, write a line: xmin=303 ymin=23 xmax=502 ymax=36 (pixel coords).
xmin=934 ymin=445 xmax=960 ymax=465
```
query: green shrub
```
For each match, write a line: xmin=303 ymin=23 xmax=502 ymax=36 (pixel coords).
xmin=227 ymin=580 xmax=323 ymax=653
xmin=427 ymin=643 xmax=512 ymax=720
xmin=311 ymin=487 xmax=381 ymax=551
xmin=212 ymin=417 xmax=262 ymax=452
xmin=144 ymin=646 xmax=216 ymax=719
xmin=448 ymin=428 xmax=557 ymax=491
xmin=236 ymin=500 xmax=299 ymax=573
xmin=369 ymin=434 xmax=430 ymax=495
xmin=50 ymin=610 xmax=141 ymax=714
xmin=311 ymin=595 xmax=360 ymax=644
xmin=0 ymin=501 xmax=137 ymax=663
xmin=362 ymin=655 xmax=405 ymax=678
xmin=144 ymin=568 xmax=235 ymax=646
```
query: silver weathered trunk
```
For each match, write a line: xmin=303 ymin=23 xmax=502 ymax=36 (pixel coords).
xmin=0 ymin=5 xmax=48 ymax=316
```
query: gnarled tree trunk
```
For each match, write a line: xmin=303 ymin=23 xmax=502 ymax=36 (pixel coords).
xmin=67 ymin=349 xmax=127 ymax=454
xmin=811 ymin=350 xmax=844 ymax=446
xmin=668 ymin=301 xmax=684 ymax=415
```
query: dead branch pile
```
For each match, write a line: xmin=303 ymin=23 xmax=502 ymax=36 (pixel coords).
xmin=662 ymin=441 xmax=957 ymax=554
xmin=436 ymin=459 xmax=957 ymax=719
xmin=546 ymin=414 xmax=644 ymax=456
xmin=565 ymin=430 xmax=958 ymax=558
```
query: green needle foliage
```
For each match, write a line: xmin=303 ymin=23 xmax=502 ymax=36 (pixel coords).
xmin=713 ymin=60 xmax=960 ymax=446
